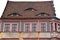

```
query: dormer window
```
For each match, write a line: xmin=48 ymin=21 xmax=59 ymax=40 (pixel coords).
xmin=36 ymin=13 xmax=50 ymax=16
xmin=8 ymin=13 xmax=21 ymax=16
xmin=24 ymin=8 xmax=37 ymax=11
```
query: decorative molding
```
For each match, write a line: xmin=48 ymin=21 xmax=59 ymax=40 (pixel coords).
xmin=23 ymin=33 xmax=38 ymax=38
xmin=39 ymin=33 xmax=51 ymax=38
xmin=2 ymin=33 xmax=18 ymax=38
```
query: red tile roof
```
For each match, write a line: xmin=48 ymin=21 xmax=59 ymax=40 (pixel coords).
xmin=1 ymin=1 xmax=55 ymax=18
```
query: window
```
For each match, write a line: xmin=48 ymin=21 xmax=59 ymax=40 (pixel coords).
xmin=4 ymin=24 xmax=10 ymax=32
xmin=57 ymin=24 xmax=60 ymax=32
xmin=25 ymin=24 xmax=30 ymax=32
xmin=12 ymin=24 xmax=17 ymax=32
xmin=55 ymin=23 xmax=57 ymax=31
xmin=8 ymin=13 xmax=21 ymax=16
xmin=41 ymin=23 xmax=46 ymax=32
xmin=32 ymin=24 xmax=36 ymax=32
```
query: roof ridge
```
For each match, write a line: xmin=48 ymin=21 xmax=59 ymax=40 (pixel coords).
xmin=8 ymin=1 xmax=53 ymax=3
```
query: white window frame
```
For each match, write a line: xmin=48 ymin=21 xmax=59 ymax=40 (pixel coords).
xmin=40 ymin=22 xmax=47 ymax=32
xmin=25 ymin=23 xmax=30 ymax=32
xmin=32 ymin=23 xmax=37 ymax=32
xmin=4 ymin=24 xmax=10 ymax=32
xmin=12 ymin=24 xmax=17 ymax=32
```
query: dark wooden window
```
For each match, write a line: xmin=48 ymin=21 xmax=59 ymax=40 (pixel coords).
xmin=55 ymin=23 xmax=57 ymax=31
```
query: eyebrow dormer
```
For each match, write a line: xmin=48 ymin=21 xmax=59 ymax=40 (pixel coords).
xmin=24 ymin=8 xmax=37 ymax=11
xmin=36 ymin=13 xmax=50 ymax=16
xmin=8 ymin=13 xmax=22 ymax=16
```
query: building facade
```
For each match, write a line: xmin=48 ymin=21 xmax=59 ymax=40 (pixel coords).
xmin=0 ymin=0 xmax=60 ymax=40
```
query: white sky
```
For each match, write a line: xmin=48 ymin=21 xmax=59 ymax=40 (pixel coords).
xmin=0 ymin=0 xmax=60 ymax=18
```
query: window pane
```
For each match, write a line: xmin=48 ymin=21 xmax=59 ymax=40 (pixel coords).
xmin=57 ymin=24 xmax=60 ymax=32
xmin=12 ymin=24 xmax=17 ymax=32
xmin=32 ymin=24 xmax=36 ymax=32
xmin=4 ymin=24 xmax=10 ymax=32
xmin=25 ymin=24 xmax=30 ymax=32
xmin=41 ymin=23 xmax=46 ymax=32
